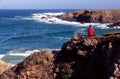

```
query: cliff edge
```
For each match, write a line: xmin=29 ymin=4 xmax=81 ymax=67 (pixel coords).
xmin=0 ymin=32 xmax=120 ymax=79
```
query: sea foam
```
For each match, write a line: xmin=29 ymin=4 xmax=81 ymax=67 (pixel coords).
xmin=7 ymin=49 xmax=40 ymax=57
xmin=0 ymin=49 xmax=40 ymax=66
xmin=0 ymin=55 xmax=5 ymax=60
xmin=22 ymin=12 xmax=111 ymax=29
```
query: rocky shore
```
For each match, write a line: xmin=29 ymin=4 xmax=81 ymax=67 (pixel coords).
xmin=107 ymin=22 xmax=120 ymax=28
xmin=0 ymin=32 xmax=120 ymax=79
xmin=57 ymin=9 xmax=120 ymax=28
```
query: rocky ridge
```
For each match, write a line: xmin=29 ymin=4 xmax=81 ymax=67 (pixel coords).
xmin=0 ymin=32 xmax=120 ymax=79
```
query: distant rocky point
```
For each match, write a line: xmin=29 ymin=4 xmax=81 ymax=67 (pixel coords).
xmin=0 ymin=32 xmax=120 ymax=79
xmin=107 ymin=22 xmax=120 ymax=28
xmin=57 ymin=9 xmax=120 ymax=28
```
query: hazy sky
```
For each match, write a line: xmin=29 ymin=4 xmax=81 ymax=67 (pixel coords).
xmin=0 ymin=0 xmax=120 ymax=9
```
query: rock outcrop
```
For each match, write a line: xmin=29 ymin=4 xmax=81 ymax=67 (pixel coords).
xmin=59 ymin=32 xmax=120 ymax=79
xmin=107 ymin=22 xmax=120 ymax=28
xmin=0 ymin=32 xmax=120 ymax=79
xmin=0 ymin=60 xmax=11 ymax=74
xmin=57 ymin=9 xmax=120 ymax=23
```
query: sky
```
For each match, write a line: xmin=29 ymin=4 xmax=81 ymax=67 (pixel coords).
xmin=0 ymin=0 xmax=120 ymax=9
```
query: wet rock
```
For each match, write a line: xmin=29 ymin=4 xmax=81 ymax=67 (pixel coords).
xmin=66 ymin=12 xmax=74 ymax=17
xmin=107 ymin=22 xmax=120 ymax=28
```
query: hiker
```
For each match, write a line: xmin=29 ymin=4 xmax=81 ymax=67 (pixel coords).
xmin=88 ymin=25 xmax=95 ymax=36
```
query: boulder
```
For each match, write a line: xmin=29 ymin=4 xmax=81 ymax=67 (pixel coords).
xmin=73 ymin=10 xmax=84 ymax=17
xmin=66 ymin=12 xmax=74 ymax=17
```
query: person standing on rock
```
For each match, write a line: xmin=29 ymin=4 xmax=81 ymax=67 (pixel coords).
xmin=88 ymin=25 xmax=95 ymax=36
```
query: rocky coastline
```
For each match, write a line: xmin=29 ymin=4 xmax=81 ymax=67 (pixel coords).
xmin=0 ymin=32 xmax=120 ymax=79
xmin=57 ymin=9 xmax=120 ymax=28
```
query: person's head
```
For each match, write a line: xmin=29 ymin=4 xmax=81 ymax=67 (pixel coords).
xmin=89 ymin=25 xmax=93 ymax=28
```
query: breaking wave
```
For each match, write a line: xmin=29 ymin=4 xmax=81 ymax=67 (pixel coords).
xmin=0 ymin=55 xmax=5 ymax=60
xmin=0 ymin=48 xmax=60 ymax=66
xmin=0 ymin=49 xmax=40 ymax=65
xmin=21 ymin=12 xmax=112 ymax=29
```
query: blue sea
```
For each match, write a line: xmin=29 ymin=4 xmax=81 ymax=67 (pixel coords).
xmin=0 ymin=9 xmax=120 ymax=65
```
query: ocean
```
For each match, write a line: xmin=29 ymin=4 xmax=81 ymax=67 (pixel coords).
xmin=0 ymin=9 xmax=120 ymax=65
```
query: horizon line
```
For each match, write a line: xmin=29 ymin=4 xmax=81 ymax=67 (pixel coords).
xmin=0 ymin=8 xmax=120 ymax=10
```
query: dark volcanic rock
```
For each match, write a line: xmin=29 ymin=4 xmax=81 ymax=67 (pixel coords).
xmin=107 ymin=22 xmax=120 ymax=28
xmin=58 ymin=9 xmax=120 ymax=23
xmin=0 ymin=32 xmax=120 ymax=79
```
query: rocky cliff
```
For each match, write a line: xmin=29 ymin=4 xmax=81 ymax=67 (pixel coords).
xmin=0 ymin=32 xmax=120 ymax=79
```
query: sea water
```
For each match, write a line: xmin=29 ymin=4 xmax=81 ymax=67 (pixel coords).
xmin=0 ymin=9 xmax=120 ymax=65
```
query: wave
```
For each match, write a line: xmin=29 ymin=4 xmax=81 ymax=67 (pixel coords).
xmin=1 ymin=48 xmax=60 ymax=66
xmin=43 ymin=12 xmax=65 ymax=16
xmin=74 ymin=28 xmax=87 ymax=36
xmin=0 ymin=36 xmax=15 ymax=43
xmin=20 ymin=12 xmax=112 ymax=29
xmin=1 ymin=16 xmax=23 ymax=20
xmin=0 ymin=33 xmax=52 ymax=43
xmin=52 ymin=36 xmax=70 ymax=40
xmin=1 ymin=49 xmax=40 ymax=66
xmin=24 ymin=13 xmax=82 ymax=26
xmin=0 ymin=54 xmax=5 ymax=59
xmin=1 ymin=12 xmax=113 ymax=29
xmin=94 ymin=23 xmax=110 ymax=29
xmin=39 ymin=48 xmax=60 ymax=51
xmin=7 ymin=49 xmax=40 ymax=57
xmin=0 ymin=34 xmax=70 ymax=43
xmin=110 ymin=26 xmax=120 ymax=29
